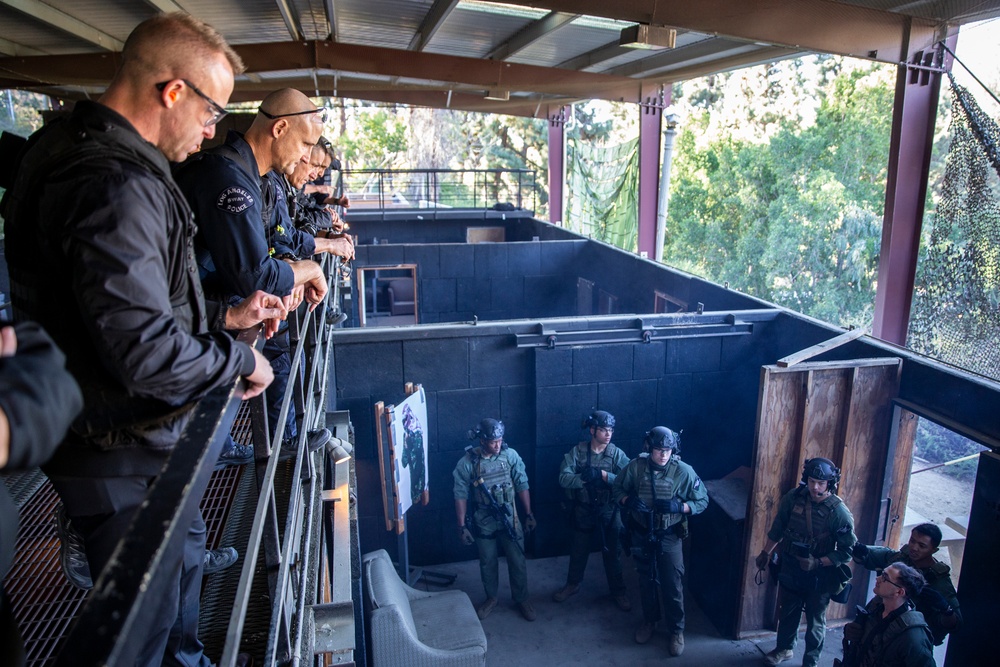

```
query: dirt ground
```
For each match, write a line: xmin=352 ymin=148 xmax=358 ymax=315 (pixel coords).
xmin=901 ymin=457 xmax=975 ymax=569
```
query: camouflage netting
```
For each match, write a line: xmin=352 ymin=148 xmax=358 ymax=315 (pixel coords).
xmin=564 ymin=137 xmax=639 ymax=252
xmin=909 ymin=75 xmax=1000 ymax=380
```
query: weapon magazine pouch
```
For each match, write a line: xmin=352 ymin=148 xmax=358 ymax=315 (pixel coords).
xmin=673 ymin=516 xmax=689 ymax=539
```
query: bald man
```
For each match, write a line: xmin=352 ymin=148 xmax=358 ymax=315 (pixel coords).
xmin=1 ymin=13 xmax=276 ymax=666
xmin=176 ymin=89 xmax=339 ymax=462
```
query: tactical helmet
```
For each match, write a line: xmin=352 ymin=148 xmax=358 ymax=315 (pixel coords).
xmin=471 ymin=418 xmax=504 ymax=442
xmin=801 ymin=457 xmax=840 ymax=493
xmin=644 ymin=426 xmax=680 ymax=452
xmin=584 ymin=410 xmax=616 ymax=430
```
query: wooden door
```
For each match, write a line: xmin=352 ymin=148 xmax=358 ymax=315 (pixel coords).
xmin=736 ymin=357 xmax=914 ymax=636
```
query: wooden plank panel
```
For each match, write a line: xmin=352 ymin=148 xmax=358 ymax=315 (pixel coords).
xmin=827 ymin=361 xmax=901 ymax=619
xmin=739 ymin=368 xmax=806 ymax=634
xmin=883 ymin=407 xmax=918 ymax=549
xmin=800 ymin=368 xmax=852 ymax=465
xmin=738 ymin=358 xmax=902 ymax=635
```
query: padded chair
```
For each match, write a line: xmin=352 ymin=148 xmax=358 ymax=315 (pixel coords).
xmin=363 ymin=549 xmax=486 ymax=667
xmin=387 ymin=278 xmax=415 ymax=315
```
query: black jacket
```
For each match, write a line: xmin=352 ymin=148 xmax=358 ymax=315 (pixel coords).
xmin=2 ymin=101 xmax=254 ymax=477
xmin=174 ymin=131 xmax=296 ymax=300
xmin=0 ymin=322 xmax=83 ymax=577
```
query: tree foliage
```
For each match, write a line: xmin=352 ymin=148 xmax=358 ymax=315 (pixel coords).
xmin=666 ymin=60 xmax=894 ymax=328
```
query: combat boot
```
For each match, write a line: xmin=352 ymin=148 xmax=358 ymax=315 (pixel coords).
xmin=763 ymin=648 xmax=793 ymax=665
xmin=634 ymin=622 xmax=655 ymax=644
xmin=518 ymin=600 xmax=536 ymax=621
xmin=613 ymin=594 xmax=631 ymax=611
xmin=552 ymin=583 xmax=579 ymax=602
xmin=476 ymin=597 xmax=498 ymax=620
xmin=669 ymin=632 xmax=685 ymax=657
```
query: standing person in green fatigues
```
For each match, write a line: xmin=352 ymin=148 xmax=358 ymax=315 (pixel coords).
xmin=851 ymin=523 xmax=961 ymax=646
xmin=756 ymin=458 xmax=857 ymax=667
xmin=553 ymin=410 xmax=632 ymax=610
xmin=613 ymin=426 xmax=709 ymax=656
xmin=453 ymin=418 xmax=537 ymax=622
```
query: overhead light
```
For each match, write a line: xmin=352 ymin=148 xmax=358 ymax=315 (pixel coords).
xmin=620 ymin=24 xmax=676 ymax=50
xmin=485 ymin=89 xmax=510 ymax=101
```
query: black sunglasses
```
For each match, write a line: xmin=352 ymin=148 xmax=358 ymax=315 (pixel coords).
xmin=155 ymin=79 xmax=227 ymax=127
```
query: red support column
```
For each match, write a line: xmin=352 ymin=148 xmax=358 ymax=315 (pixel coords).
xmin=873 ymin=36 xmax=955 ymax=345
xmin=547 ymin=105 xmax=568 ymax=224
xmin=637 ymin=83 xmax=665 ymax=257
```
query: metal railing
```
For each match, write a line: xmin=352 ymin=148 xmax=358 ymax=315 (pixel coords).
xmin=339 ymin=168 xmax=537 ymax=217
xmin=53 ymin=254 xmax=355 ymax=666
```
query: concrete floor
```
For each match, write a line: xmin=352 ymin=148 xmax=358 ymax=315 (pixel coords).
xmin=407 ymin=552 xmax=855 ymax=667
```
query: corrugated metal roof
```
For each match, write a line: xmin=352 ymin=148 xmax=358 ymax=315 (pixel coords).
xmin=1 ymin=0 xmax=997 ymax=115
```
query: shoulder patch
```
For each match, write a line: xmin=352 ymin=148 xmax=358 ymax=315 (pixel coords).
xmin=694 ymin=477 xmax=701 ymax=489
xmin=217 ymin=186 xmax=256 ymax=213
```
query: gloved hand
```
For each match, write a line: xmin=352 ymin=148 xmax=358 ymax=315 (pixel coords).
xmin=755 ymin=550 xmax=770 ymax=571
xmin=625 ymin=494 xmax=649 ymax=513
xmin=851 ymin=542 xmax=869 ymax=562
xmin=843 ymin=621 xmax=863 ymax=643
xmin=654 ymin=498 xmax=685 ymax=514
xmin=920 ymin=587 xmax=952 ymax=614
xmin=797 ymin=555 xmax=820 ymax=571
xmin=459 ymin=526 xmax=475 ymax=546
xmin=580 ymin=466 xmax=602 ymax=484
xmin=524 ymin=514 xmax=537 ymax=532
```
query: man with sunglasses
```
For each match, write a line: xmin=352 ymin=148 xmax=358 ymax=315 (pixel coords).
xmin=176 ymin=88 xmax=340 ymax=466
xmin=838 ymin=564 xmax=935 ymax=667
xmin=1 ymin=13 xmax=277 ymax=666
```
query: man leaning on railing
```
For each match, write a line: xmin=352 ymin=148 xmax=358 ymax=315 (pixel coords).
xmin=1 ymin=13 xmax=278 ymax=666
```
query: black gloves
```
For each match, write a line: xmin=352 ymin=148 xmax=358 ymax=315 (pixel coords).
xmin=580 ymin=466 xmax=602 ymax=484
xmin=852 ymin=542 xmax=870 ymax=562
xmin=755 ymin=550 xmax=770 ymax=571
xmin=654 ymin=498 xmax=685 ymax=514
xmin=625 ymin=494 xmax=649 ymax=513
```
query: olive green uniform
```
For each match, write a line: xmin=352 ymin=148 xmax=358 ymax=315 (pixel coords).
xmin=767 ymin=486 xmax=856 ymax=667
xmin=558 ymin=441 xmax=631 ymax=594
xmin=453 ymin=445 xmax=530 ymax=603
xmin=842 ymin=598 xmax=935 ymax=667
xmin=856 ymin=544 xmax=961 ymax=644
xmin=612 ymin=454 xmax=709 ymax=632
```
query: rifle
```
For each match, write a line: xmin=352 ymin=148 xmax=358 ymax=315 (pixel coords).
xmin=577 ymin=464 xmax=609 ymax=552
xmin=473 ymin=476 xmax=524 ymax=555
xmin=644 ymin=507 xmax=660 ymax=586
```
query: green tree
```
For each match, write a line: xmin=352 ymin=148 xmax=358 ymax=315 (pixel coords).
xmin=666 ymin=59 xmax=893 ymax=327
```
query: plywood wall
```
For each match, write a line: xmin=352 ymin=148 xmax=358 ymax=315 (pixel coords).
xmin=738 ymin=358 xmax=906 ymax=635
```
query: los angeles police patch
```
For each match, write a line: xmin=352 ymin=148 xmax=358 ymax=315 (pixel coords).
xmin=217 ymin=186 xmax=255 ymax=213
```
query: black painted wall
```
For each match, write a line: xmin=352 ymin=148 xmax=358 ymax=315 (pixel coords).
xmin=334 ymin=214 xmax=1000 ymax=586
xmin=331 ymin=310 xmax=783 ymax=567
xmin=353 ymin=239 xmax=585 ymax=324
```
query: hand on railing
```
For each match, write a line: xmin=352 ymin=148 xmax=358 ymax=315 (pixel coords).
xmin=314 ymin=233 xmax=354 ymax=260
xmin=225 ymin=290 xmax=288 ymax=339
xmin=288 ymin=260 xmax=329 ymax=312
xmin=242 ymin=347 xmax=274 ymax=399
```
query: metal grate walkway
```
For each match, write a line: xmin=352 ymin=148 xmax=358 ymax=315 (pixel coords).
xmin=2 ymin=402 xmax=257 ymax=665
